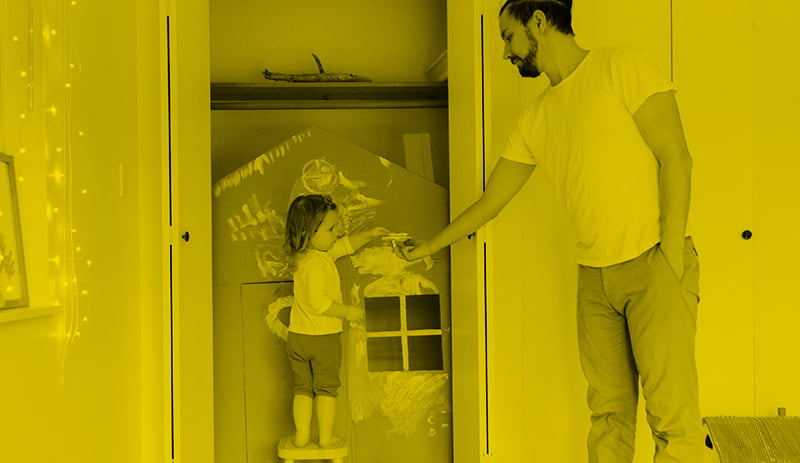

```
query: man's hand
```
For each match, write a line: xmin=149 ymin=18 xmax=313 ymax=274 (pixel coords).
xmin=660 ymin=239 xmax=684 ymax=280
xmin=400 ymin=239 xmax=433 ymax=262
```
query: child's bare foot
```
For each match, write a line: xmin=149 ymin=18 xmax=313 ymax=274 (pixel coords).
xmin=293 ymin=433 xmax=310 ymax=448
xmin=318 ymin=435 xmax=346 ymax=448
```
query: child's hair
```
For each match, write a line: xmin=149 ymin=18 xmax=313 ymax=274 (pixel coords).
xmin=284 ymin=194 xmax=337 ymax=266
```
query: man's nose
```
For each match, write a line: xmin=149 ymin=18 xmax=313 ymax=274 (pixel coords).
xmin=503 ymin=42 xmax=511 ymax=61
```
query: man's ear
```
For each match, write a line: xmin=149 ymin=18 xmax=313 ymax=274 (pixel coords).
xmin=528 ymin=9 xmax=547 ymax=34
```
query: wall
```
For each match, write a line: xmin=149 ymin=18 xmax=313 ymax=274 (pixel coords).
xmin=0 ymin=0 xmax=167 ymax=461
xmin=209 ymin=0 xmax=446 ymax=84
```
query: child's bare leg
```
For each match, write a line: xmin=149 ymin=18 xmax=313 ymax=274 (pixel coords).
xmin=293 ymin=394 xmax=313 ymax=447
xmin=316 ymin=395 xmax=337 ymax=447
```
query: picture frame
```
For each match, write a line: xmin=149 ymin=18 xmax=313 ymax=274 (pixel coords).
xmin=0 ymin=153 xmax=28 ymax=309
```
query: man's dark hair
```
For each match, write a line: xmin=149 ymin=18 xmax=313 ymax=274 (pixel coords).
xmin=499 ymin=0 xmax=575 ymax=36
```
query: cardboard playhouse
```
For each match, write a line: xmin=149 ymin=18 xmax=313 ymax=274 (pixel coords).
xmin=212 ymin=127 xmax=453 ymax=463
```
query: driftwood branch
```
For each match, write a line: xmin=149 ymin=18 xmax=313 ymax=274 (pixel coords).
xmin=263 ymin=54 xmax=372 ymax=82
xmin=311 ymin=53 xmax=325 ymax=73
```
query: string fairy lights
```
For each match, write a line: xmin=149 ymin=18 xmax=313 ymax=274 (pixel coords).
xmin=3 ymin=0 xmax=91 ymax=384
xmin=52 ymin=0 xmax=92 ymax=386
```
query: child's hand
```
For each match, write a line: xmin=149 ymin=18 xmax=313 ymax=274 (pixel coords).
xmin=369 ymin=227 xmax=390 ymax=239
xmin=344 ymin=305 xmax=365 ymax=323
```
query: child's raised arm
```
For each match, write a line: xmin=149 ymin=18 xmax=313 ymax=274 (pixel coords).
xmin=347 ymin=226 xmax=389 ymax=251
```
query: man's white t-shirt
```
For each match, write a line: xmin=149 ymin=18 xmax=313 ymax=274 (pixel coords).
xmin=501 ymin=46 xmax=676 ymax=267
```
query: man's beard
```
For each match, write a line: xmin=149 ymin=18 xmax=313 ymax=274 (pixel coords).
xmin=516 ymin=50 xmax=540 ymax=77
xmin=515 ymin=33 xmax=540 ymax=78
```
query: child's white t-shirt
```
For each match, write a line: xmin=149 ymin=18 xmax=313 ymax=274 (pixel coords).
xmin=289 ymin=236 xmax=354 ymax=335
xmin=501 ymin=46 xmax=676 ymax=267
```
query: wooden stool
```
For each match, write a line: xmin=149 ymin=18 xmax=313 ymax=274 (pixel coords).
xmin=704 ymin=416 xmax=800 ymax=462
xmin=277 ymin=436 xmax=348 ymax=463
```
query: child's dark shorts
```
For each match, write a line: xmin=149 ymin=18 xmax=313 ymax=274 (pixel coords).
xmin=286 ymin=331 xmax=342 ymax=398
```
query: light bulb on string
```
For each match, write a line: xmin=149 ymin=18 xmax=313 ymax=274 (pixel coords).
xmin=49 ymin=168 xmax=65 ymax=184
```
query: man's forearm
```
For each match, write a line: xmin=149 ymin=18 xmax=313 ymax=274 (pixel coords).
xmin=659 ymin=153 xmax=692 ymax=246
xmin=427 ymin=197 xmax=501 ymax=254
xmin=426 ymin=158 xmax=536 ymax=255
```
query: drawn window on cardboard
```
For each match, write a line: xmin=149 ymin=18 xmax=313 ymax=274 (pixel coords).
xmin=364 ymin=294 xmax=443 ymax=372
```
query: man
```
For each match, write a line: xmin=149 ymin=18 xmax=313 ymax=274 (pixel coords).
xmin=402 ymin=0 xmax=704 ymax=461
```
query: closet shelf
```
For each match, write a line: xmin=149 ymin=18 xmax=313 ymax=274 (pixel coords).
xmin=210 ymin=82 xmax=448 ymax=110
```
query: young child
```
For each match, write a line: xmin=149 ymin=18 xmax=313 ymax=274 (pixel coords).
xmin=284 ymin=194 xmax=387 ymax=448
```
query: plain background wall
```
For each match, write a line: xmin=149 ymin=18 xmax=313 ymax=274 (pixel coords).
xmin=0 ymin=0 xmax=168 ymax=461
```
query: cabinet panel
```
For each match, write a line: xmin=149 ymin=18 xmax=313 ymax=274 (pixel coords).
xmin=752 ymin=3 xmax=800 ymax=417
xmin=170 ymin=0 xmax=215 ymax=460
xmin=673 ymin=0 xmax=756 ymax=417
xmin=447 ymin=2 xmax=487 ymax=463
